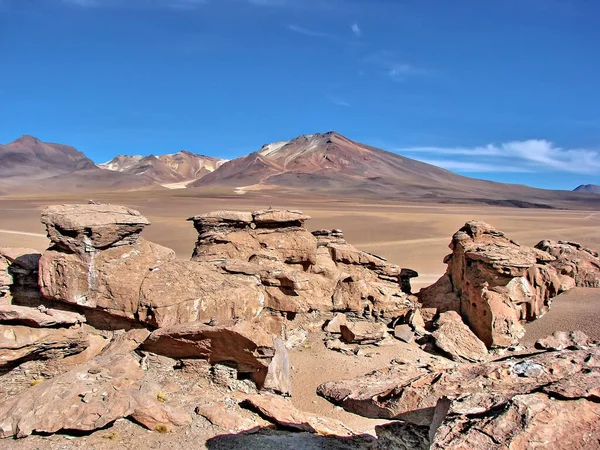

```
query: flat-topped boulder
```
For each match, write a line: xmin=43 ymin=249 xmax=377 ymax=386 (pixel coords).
xmin=188 ymin=210 xmax=254 ymax=227
xmin=252 ymin=209 xmax=311 ymax=225
xmin=41 ymin=204 xmax=150 ymax=254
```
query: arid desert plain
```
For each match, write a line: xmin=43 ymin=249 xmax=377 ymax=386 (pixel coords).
xmin=1 ymin=190 xmax=599 ymax=449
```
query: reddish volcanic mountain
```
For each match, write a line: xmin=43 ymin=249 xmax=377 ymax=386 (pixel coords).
xmin=0 ymin=135 xmax=157 ymax=193
xmin=100 ymin=151 xmax=225 ymax=186
xmin=191 ymin=132 xmax=600 ymax=208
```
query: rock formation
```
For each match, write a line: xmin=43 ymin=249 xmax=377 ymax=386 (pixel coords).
xmin=318 ymin=338 xmax=598 ymax=426
xmin=190 ymin=212 xmax=415 ymax=320
xmin=419 ymin=221 xmax=600 ymax=348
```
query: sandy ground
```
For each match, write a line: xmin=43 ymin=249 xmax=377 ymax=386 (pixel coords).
xmin=1 ymin=191 xmax=599 ymax=448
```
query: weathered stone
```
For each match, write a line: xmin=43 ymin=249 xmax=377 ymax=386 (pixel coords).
xmin=0 ymin=329 xmax=191 ymax=438
xmin=419 ymin=221 xmax=569 ymax=348
xmin=430 ymin=392 xmax=600 ymax=449
xmin=324 ymin=313 xmax=348 ymax=333
xmin=41 ymin=204 xmax=150 ymax=254
xmin=0 ymin=304 xmax=85 ymax=328
xmin=196 ymin=402 xmax=270 ymax=432
xmin=0 ymin=325 xmax=89 ymax=370
xmin=252 ymin=209 xmax=311 ymax=225
xmin=535 ymin=240 xmax=600 ymax=288
xmin=340 ymin=322 xmax=388 ymax=344
xmin=143 ymin=322 xmax=290 ymax=394
xmin=393 ymin=325 xmax=414 ymax=344
xmin=318 ymin=345 xmax=600 ymax=426
xmin=431 ymin=311 xmax=487 ymax=363
xmin=241 ymin=394 xmax=355 ymax=437
xmin=375 ymin=421 xmax=430 ymax=450
xmin=535 ymin=330 xmax=592 ymax=351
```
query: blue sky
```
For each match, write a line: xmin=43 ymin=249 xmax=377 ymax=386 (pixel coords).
xmin=1 ymin=0 xmax=599 ymax=190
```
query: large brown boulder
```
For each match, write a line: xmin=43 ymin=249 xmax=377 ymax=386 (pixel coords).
xmin=143 ymin=322 xmax=290 ymax=394
xmin=419 ymin=221 xmax=570 ymax=347
xmin=0 ymin=329 xmax=192 ymax=438
xmin=38 ymin=206 xmax=266 ymax=327
xmin=319 ymin=340 xmax=599 ymax=427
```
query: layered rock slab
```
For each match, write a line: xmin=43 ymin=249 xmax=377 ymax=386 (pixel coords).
xmin=318 ymin=343 xmax=600 ymax=426
xmin=0 ymin=329 xmax=191 ymax=438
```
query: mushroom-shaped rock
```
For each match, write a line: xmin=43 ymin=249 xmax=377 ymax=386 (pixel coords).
xmin=41 ymin=204 xmax=150 ymax=254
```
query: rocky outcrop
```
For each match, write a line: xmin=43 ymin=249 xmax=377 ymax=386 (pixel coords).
xmin=38 ymin=205 xmax=266 ymax=327
xmin=0 ymin=325 xmax=89 ymax=370
xmin=318 ymin=342 xmax=599 ymax=426
xmin=190 ymin=212 xmax=415 ymax=319
xmin=535 ymin=330 xmax=593 ymax=351
xmin=419 ymin=221 xmax=582 ymax=348
xmin=0 ymin=329 xmax=192 ymax=438
xmin=143 ymin=322 xmax=290 ymax=394
xmin=431 ymin=311 xmax=488 ymax=363
xmin=535 ymin=240 xmax=600 ymax=288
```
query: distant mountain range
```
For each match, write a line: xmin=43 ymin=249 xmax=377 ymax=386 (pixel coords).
xmin=100 ymin=151 xmax=226 ymax=187
xmin=573 ymin=184 xmax=600 ymax=194
xmin=1 ymin=133 xmax=599 ymax=209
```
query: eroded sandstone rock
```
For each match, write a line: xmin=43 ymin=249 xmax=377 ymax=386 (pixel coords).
xmin=535 ymin=240 xmax=600 ymax=288
xmin=535 ymin=330 xmax=593 ymax=351
xmin=340 ymin=322 xmax=388 ymax=344
xmin=0 ymin=304 xmax=85 ymax=328
xmin=41 ymin=204 xmax=150 ymax=254
xmin=241 ymin=394 xmax=355 ymax=437
xmin=419 ymin=221 xmax=569 ymax=347
xmin=431 ymin=311 xmax=488 ymax=363
xmin=143 ymin=322 xmax=290 ymax=394
xmin=0 ymin=328 xmax=192 ymax=438
xmin=0 ymin=248 xmax=40 ymax=305
xmin=0 ymin=325 xmax=89 ymax=370
xmin=319 ymin=344 xmax=600 ymax=426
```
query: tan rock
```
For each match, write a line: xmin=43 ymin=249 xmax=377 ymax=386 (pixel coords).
xmin=324 ymin=313 xmax=348 ymax=333
xmin=430 ymin=392 xmax=600 ymax=450
xmin=318 ymin=345 xmax=600 ymax=426
xmin=41 ymin=204 xmax=150 ymax=254
xmin=340 ymin=322 xmax=388 ymax=344
xmin=252 ymin=209 xmax=311 ymax=225
xmin=419 ymin=221 xmax=570 ymax=348
xmin=393 ymin=324 xmax=414 ymax=344
xmin=241 ymin=394 xmax=355 ymax=437
xmin=143 ymin=322 xmax=290 ymax=394
xmin=535 ymin=330 xmax=592 ymax=351
xmin=535 ymin=240 xmax=600 ymax=288
xmin=0 ymin=304 xmax=85 ymax=328
xmin=0 ymin=325 xmax=89 ymax=370
xmin=0 ymin=329 xmax=193 ymax=438
xmin=431 ymin=311 xmax=488 ymax=363
xmin=196 ymin=402 xmax=271 ymax=432
xmin=0 ymin=248 xmax=40 ymax=305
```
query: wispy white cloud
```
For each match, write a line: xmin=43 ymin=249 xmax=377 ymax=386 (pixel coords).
xmin=397 ymin=140 xmax=600 ymax=174
xmin=287 ymin=24 xmax=331 ymax=39
xmin=327 ymin=96 xmax=351 ymax=107
xmin=351 ymin=22 xmax=361 ymax=37
xmin=364 ymin=50 xmax=429 ymax=82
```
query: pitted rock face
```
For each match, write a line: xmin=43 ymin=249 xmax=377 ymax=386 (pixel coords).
xmin=418 ymin=220 xmax=590 ymax=348
xmin=535 ymin=240 xmax=600 ymax=288
xmin=41 ymin=204 xmax=150 ymax=254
